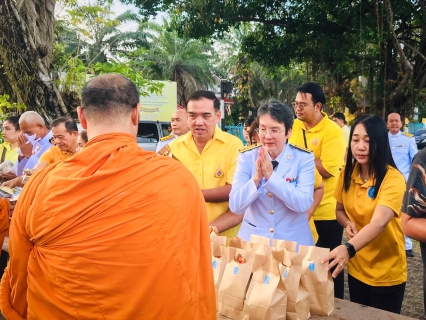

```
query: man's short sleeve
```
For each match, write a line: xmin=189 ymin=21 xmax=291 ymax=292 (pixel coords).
xmin=402 ymin=148 xmax=426 ymax=218
xmin=226 ymin=137 xmax=244 ymax=185
xmin=38 ymin=148 xmax=54 ymax=165
xmin=320 ymin=127 xmax=346 ymax=177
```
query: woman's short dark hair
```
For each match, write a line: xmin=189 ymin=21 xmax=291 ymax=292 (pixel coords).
xmin=257 ymin=99 xmax=293 ymax=135
xmin=244 ymin=115 xmax=256 ymax=128
xmin=296 ymin=82 xmax=326 ymax=108
xmin=343 ymin=115 xmax=397 ymax=198
xmin=4 ymin=116 xmax=20 ymax=131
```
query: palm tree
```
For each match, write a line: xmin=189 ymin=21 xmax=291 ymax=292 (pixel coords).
xmin=138 ymin=21 xmax=215 ymax=106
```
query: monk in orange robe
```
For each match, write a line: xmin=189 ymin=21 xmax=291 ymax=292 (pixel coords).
xmin=0 ymin=199 xmax=10 ymax=258
xmin=0 ymin=74 xmax=216 ymax=319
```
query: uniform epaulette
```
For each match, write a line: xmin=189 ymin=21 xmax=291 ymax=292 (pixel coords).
xmin=290 ymin=143 xmax=312 ymax=153
xmin=160 ymin=134 xmax=174 ymax=142
xmin=402 ymin=132 xmax=413 ymax=138
xmin=239 ymin=144 xmax=261 ymax=153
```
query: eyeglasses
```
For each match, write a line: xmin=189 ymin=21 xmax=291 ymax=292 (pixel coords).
xmin=256 ymin=128 xmax=285 ymax=137
xmin=291 ymin=102 xmax=315 ymax=109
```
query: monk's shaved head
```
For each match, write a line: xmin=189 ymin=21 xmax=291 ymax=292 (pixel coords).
xmin=19 ymin=111 xmax=45 ymax=126
xmin=81 ymin=74 xmax=139 ymax=123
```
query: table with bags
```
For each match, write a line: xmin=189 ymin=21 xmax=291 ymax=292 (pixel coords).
xmin=211 ymin=233 xmax=415 ymax=320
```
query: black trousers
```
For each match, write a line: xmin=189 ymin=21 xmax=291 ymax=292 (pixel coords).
xmin=314 ymin=219 xmax=344 ymax=299
xmin=420 ymin=241 xmax=426 ymax=316
xmin=0 ymin=250 xmax=9 ymax=279
xmin=348 ymin=274 xmax=406 ymax=314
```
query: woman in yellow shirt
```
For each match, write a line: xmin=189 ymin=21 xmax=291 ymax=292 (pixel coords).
xmin=0 ymin=116 xmax=20 ymax=180
xmin=322 ymin=115 xmax=406 ymax=314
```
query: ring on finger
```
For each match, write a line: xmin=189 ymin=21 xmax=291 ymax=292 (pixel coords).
xmin=339 ymin=263 xmax=344 ymax=267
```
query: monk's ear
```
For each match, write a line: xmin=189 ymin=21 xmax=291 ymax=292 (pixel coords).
xmin=77 ymin=106 xmax=87 ymax=129
xmin=131 ymin=103 xmax=140 ymax=126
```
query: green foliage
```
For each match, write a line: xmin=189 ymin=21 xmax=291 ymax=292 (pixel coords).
xmin=0 ymin=94 xmax=26 ymax=141
xmin=94 ymin=61 xmax=164 ymax=96
xmin=123 ymin=0 xmax=426 ymax=118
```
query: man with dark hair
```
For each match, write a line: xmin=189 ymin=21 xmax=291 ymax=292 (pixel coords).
xmin=0 ymin=74 xmax=216 ymax=319
xmin=164 ymin=90 xmax=244 ymax=237
xmin=289 ymin=81 xmax=346 ymax=299
xmin=2 ymin=117 xmax=79 ymax=188
xmin=387 ymin=110 xmax=418 ymax=257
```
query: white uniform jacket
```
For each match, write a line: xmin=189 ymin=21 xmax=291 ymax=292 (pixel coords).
xmin=229 ymin=143 xmax=315 ymax=247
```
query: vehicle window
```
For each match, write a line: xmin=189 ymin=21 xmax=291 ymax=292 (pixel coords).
xmin=415 ymin=129 xmax=426 ymax=136
xmin=137 ymin=123 xmax=159 ymax=143
xmin=161 ymin=123 xmax=171 ymax=137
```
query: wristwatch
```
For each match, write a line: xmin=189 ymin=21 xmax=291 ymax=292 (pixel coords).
xmin=344 ymin=242 xmax=356 ymax=259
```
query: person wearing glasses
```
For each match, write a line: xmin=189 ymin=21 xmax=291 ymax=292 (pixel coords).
xmin=288 ymin=82 xmax=346 ymax=298
xmin=229 ymin=99 xmax=315 ymax=247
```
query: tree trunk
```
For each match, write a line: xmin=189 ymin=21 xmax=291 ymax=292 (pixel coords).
xmin=0 ymin=0 xmax=70 ymax=121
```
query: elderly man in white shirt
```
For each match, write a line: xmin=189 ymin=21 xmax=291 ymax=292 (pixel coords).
xmin=13 ymin=111 xmax=53 ymax=176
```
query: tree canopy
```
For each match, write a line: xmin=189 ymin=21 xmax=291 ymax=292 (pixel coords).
xmin=125 ymin=0 xmax=426 ymax=118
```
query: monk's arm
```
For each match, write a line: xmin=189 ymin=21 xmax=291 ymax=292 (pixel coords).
xmin=0 ymin=206 xmax=33 ymax=319
xmin=209 ymin=208 xmax=243 ymax=233
xmin=202 ymin=185 xmax=231 ymax=203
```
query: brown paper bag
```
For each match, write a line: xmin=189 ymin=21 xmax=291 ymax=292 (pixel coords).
xmin=243 ymin=254 xmax=287 ymax=320
xmin=212 ymin=242 xmax=227 ymax=311
xmin=272 ymin=250 xmax=310 ymax=320
xmin=243 ymin=241 xmax=273 ymax=256
xmin=273 ymin=239 xmax=298 ymax=252
xmin=229 ymin=237 xmax=245 ymax=249
xmin=218 ymin=247 xmax=255 ymax=320
xmin=299 ymin=245 xmax=334 ymax=316
xmin=211 ymin=234 xmax=227 ymax=246
xmin=250 ymin=234 xmax=272 ymax=245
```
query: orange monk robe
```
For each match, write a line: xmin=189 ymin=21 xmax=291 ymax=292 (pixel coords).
xmin=0 ymin=199 xmax=10 ymax=258
xmin=0 ymin=133 xmax=216 ymax=320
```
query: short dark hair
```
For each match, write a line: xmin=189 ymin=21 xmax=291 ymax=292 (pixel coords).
xmin=81 ymin=74 xmax=139 ymax=121
xmin=257 ymin=99 xmax=293 ymax=135
xmin=79 ymin=130 xmax=88 ymax=144
xmin=343 ymin=115 xmax=397 ymax=198
xmin=51 ymin=117 xmax=78 ymax=134
xmin=186 ymin=90 xmax=220 ymax=111
xmin=244 ymin=115 xmax=256 ymax=128
xmin=4 ymin=116 xmax=20 ymax=131
xmin=296 ymin=82 xmax=326 ymax=108
xmin=333 ymin=112 xmax=347 ymax=124
xmin=385 ymin=110 xmax=403 ymax=122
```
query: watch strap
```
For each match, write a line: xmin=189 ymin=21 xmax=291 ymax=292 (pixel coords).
xmin=344 ymin=242 xmax=356 ymax=258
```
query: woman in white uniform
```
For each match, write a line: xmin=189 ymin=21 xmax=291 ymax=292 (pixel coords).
xmin=229 ymin=99 xmax=315 ymax=247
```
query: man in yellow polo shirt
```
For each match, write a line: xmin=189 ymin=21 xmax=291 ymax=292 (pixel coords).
xmin=2 ymin=117 xmax=78 ymax=188
xmin=289 ymin=82 xmax=346 ymax=298
xmin=167 ymin=91 xmax=244 ymax=237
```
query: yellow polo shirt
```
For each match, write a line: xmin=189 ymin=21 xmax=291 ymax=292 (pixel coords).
xmin=0 ymin=142 xmax=19 ymax=164
xmin=289 ymin=112 xmax=345 ymax=220
xmin=39 ymin=146 xmax=74 ymax=165
xmin=334 ymin=164 xmax=407 ymax=286
xmin=169 ymin=126 xmax=243 ymax=237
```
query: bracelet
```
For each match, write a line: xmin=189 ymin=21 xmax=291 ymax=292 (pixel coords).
xmin=344 ymin=220 xmax=351 ymax=228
